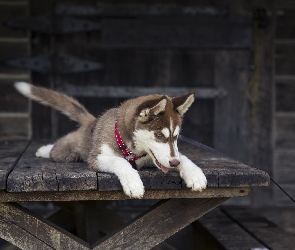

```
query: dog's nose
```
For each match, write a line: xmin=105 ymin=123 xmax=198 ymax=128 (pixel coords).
xmin=169 ymin=159 xmax=180 ymax=167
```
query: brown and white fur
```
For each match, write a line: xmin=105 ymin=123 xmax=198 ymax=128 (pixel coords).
xmin=15 ymin=82 xmax=207 ymax=198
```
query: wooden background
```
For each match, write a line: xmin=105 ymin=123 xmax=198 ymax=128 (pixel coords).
xmin=1 ymin=0 xmax=294 ymax=211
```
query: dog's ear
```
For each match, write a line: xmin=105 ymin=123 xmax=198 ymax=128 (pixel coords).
xmin=138 ymin=96 xmax=167 ymax=122
xmin=172 ymin=92 xmax=195 ymax=116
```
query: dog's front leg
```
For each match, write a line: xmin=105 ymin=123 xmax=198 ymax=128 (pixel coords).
xmin=95 ymin=154 xmax=145 ymax=198
xmin=177 ymin=153 xmax=207 ymax=191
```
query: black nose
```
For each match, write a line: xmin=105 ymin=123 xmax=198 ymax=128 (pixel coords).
xmin=169 ymin=159 xmax=180 ymax=167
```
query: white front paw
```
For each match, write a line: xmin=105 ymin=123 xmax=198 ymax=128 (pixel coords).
xmin=120 ymin=171 xmax=145 ymax=198
xmin=180 ymin=165 xmax=207 ymax=192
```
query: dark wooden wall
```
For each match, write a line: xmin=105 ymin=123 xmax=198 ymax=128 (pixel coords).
xmin=0 ymin=0 xmax=30 ymax=140
xmin=274 ymin=0 xmax=295 ymax=205
xmin=1 ymin=0 xmax=277 ymax=207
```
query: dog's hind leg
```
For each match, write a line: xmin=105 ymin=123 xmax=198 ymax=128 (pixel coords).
xmin=44 ymin=132 xmax=82 ymax=162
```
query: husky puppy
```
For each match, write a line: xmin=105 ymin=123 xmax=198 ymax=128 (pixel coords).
xmin=15 ymin=82 xmax=207 ymax=198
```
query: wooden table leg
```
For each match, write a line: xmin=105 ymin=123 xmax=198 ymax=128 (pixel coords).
xmin=93 ymin=197 xmax=229 ymax=250
xmin=0 ymin=202 xmax=90 ymax=250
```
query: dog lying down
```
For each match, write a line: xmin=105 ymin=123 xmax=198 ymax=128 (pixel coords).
xmin=15 ymin=82 xmax=207 ymax=198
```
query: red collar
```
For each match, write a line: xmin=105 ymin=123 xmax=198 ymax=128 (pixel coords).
xmin=115 ymin=120 xmax=146 ymax=169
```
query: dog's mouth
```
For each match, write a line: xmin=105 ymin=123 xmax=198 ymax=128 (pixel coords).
xmin=150 ymin=150 xmax=169 ymax=174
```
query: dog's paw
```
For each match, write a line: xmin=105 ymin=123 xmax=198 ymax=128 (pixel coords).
xmin=36 ymin=144 xmax=54 ymax=158
xmin=180 ymin=164 xmax=207 ymax=192
xmin=178 ymin=155 xmax=207 ymax=191
xmin=120 ymin=171 xmax=145 ymax=198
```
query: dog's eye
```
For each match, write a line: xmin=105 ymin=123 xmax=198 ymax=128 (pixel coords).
xmin=155 ymin=133 xmax=164 ymax=139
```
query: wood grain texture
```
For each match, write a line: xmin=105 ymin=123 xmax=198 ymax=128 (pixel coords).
xmin=0 ymin=140 xmax=29 ymax=189
xmin=197 ymin=208 xmax=265 ymax=250
xmin=0 ymin=202 xmax=90 ymax=250
xmin=6 ymin=141 xmax=97 ymax=192
xmin=222 ymin=207 xmax=295 ymax=249
xmin=0 ymin=187 xmax=251 ymax=202
xmin=93 ymin=198 xmax=228 ymax=250
xmin=4 ymin=140 xmax=270 ymax=193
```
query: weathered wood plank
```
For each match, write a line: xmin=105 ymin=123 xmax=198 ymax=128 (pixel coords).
xmin=274 ymin=184 xmax=295 ymax=205
xmin=276 ymin=44 xmax=295 ymax=71
xmin=7 ymin=141 xmax=97 ymax=192
xmin=276 ymin=149 xmax=295 ymax=169
xmin=6 ymin=140 xmax=269 ymax=193
xmin=0 ymin=202 xmax=90 ymax=249
xmin=93 ymin=198 xmax=228 ymax=250
xmin=276 ymin=168 xmax=295 ymax=183
xmin=197 ymin=208 xmax=265 ymax=249
xmin=0 ymin=140 xmax=29 ymax=190
xmin=0 ymin=188 xmax=251 ymax=202
xmin=101 ymin=17 xmax=252 ymax=48
xmin=275 ymin=115 xmax=295 ymax=148
xmin=222 ymin=207 xmax=295 ymax=249
xmin=0 ymin=116 xmax=29 ymax=140
xmin=275 ymin=81 xmax=295 ymax=111
xmin=55 ymin=4 xmax=228 ymax=17
xmin=0 ymin=79 xmax=29 ymax=112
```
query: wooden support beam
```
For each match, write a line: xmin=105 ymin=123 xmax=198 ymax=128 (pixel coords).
xmin=0 ymin=187 xmax=251 ymax=202
xmin=0 ymin=203 xmax=90 ymax=250
xmin=93 ymin=197 xmax=228 ymax=250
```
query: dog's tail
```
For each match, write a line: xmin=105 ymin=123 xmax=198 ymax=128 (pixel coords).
xmin=14 ymin=82 xmax=96 ymax=125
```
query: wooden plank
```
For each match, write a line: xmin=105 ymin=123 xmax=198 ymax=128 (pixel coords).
xmin=275 ymin=115 xmax=295 ymax=148
xmin=0 ymin=140 xmax=29 ymax=190
xmin=55 ymin=4 xmax=228 ymax=17
xmin=276 ymin=10 xmax=295 ymax=39
xmin=222 ymin=207 xmax=295 ymax=249
xmin=7 ymin=141 xmax=98 ymax=192
xmin=6 ymin=140 xmax=269 ymax=193
xmin=0 ymin=202 xmax=90 ymax=249
xmin=276 ymin=168 xmax=295 ymax=183
xmin=197 ymin=208 xmax=265 ymax=249
xmin=275 ymin=45 xmax=295 ymax=76
xmin=275 ymin=149 xmax=295 ymax=168
xmin=0 ymin=79 xmax=29 ymax=112
xmin=275 ymin=81 xmax=295 ymax=111
xmin=179 ymin=141 xmax=270 ymax=188
xmin=0 ymin=187 xmax=251 ymax=202
xmin=93 ymin=198 xmax=228 ymax=250
xmin=214 ymin=16 xmax=273 ymax=206
xmin=101 ymin=17 xmax=252 ymax=49
xmin=274 ymin=184 xmax=295 ymax=205
xmin=0 ymin=116 xmax=29 ymax=140
xmin=56 ymin=85 xmax=226 ymax=99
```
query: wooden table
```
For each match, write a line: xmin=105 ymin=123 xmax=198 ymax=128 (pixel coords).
xmin=0 ymin=140 xmax=269 ymax=250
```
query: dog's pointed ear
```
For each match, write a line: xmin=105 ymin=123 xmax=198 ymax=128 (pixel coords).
xmin=138 ymin=96 xmax=167 ymax=122
xmin=172 ymin=92 xmax=195 ymax=116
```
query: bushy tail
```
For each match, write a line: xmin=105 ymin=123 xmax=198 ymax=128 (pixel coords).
xmin=14 ymin=82 xmax=96 ymax=125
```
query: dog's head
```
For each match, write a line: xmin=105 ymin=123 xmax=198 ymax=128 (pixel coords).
xmin=133 ymin=93 xmax=194 ymax=173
